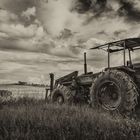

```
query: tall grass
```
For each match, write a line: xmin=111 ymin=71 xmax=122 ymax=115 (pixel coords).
xmin=0 ymin=98 xmax=140 ymax=140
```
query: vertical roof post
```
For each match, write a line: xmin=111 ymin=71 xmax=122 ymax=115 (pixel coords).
xmin=108 ymin=44 xmax=110 ymax=69
xmin=128 ymin=49 xmax=132 ymax=66
xmin=123 ymin=41 xmax=126 ymax=66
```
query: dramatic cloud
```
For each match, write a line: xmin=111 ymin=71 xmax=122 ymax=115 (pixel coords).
xmin=0 ymin=0 xmax=35 ymax=14
xmin=22 ymin=7 xmax=36 ymax=20
xmin=0 ymin=0 xmax=140 ymax=83
xmin=36 ymin=0 xmax=86 ymax=36
xmin=0 ymin=24 xmax=37 ymax=39
xmin=74 ymin=0 xmax=107 ymax=14
xmin=118 ymin=0 xmax=140 ymax=22
xmin=0 ymin=8 xmax=18 ymax=23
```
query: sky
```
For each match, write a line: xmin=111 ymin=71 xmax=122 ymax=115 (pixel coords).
xmin=0 ymin=0 xmax=140 ymax=84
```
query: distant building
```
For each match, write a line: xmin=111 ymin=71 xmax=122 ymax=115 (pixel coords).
xmin=18 ymin=81 xmax=27 ymax=85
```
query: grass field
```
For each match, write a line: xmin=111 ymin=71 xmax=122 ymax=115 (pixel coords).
xmin=0 ymin=84 xmax=46 ymax=99
xmin=0 ymin=98 xmax=140 ymax=140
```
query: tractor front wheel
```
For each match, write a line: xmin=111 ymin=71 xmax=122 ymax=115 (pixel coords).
xmin=51 ymin=85 xmax=75 ymax=105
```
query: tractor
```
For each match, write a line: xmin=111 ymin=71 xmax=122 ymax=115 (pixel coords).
xmin=47 ymin=38 xmax=140 ymax=116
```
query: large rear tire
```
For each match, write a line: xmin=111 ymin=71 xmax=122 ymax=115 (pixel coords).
xmin=90 ymin=70 xmax=139 ymax=116
xmin=51 ymin=85 xmax=75 ymax=105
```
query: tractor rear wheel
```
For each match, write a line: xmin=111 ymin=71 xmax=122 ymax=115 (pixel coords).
xmin=51 ymin=85 xmax=75 ymax=105
xmin=90 ymin=70 xmax=139 ymax=116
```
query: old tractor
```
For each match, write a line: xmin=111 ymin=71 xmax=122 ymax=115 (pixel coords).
xmin=47 ymin=38 xmax=140 ymax=116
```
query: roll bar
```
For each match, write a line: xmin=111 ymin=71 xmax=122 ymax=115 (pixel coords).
xmin=90 ymin=38 xmax=140 ymax=68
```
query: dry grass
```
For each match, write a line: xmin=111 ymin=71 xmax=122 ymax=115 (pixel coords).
xmin=0 ymin=98 xmax=140 ymax=140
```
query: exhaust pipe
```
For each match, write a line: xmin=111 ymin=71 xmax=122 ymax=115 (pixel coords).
xmin=84 ymin=52 xmax=87 ymax=74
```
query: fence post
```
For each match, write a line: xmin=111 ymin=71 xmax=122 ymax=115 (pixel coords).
xmin=45 ymin=73 xmax=54 ymax=102
xmin=49 ymin=73 xmax=54 ymax=92
xmin=45 ymin=88 xmax=49 ymax=102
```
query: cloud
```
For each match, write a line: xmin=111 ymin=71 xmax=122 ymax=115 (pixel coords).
xmin=74 ymin=0 xmax=107 ymax=14
xmin=84 ymin=38 xmax=106 ymax=48
xmin=22 ymin=7 xmax=36 ymax=20
xmin=0 ymin=0 xmax=140 ymax=84
xmin=0 ymin=23 xmax=37 ymax=39
xmin=118 ymin=0 xmax=140 ymax=22
xmin=36 ymin=0 xmax=86 ymax=36
xmin=0 ymin=0 xmax=35 ymax=15
xmin=0 ymin=8 xmax=18 ymax=23
xmin=73 ymin=0 xmax=140 ymax=24
xmin=0 ymin=32 xmax=9 ymax=38
xmin=0 ymin=50 xmax=91 ymax=84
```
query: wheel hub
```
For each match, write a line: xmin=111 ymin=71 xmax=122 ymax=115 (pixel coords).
xmin=56 ymin=96 xmax=64 ymax=105
xmin=97 ymin=81 xmax=121 ymax=110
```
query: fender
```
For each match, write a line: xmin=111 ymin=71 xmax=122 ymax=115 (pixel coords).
xmin=117 ymin=66 xmax=135 ymax=74
xmin=105 ymin=66 xmax=135 ymax=78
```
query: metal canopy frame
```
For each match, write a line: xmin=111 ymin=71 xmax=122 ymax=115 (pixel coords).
xmin=90 ymin=38 xmax=140 ymax=68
